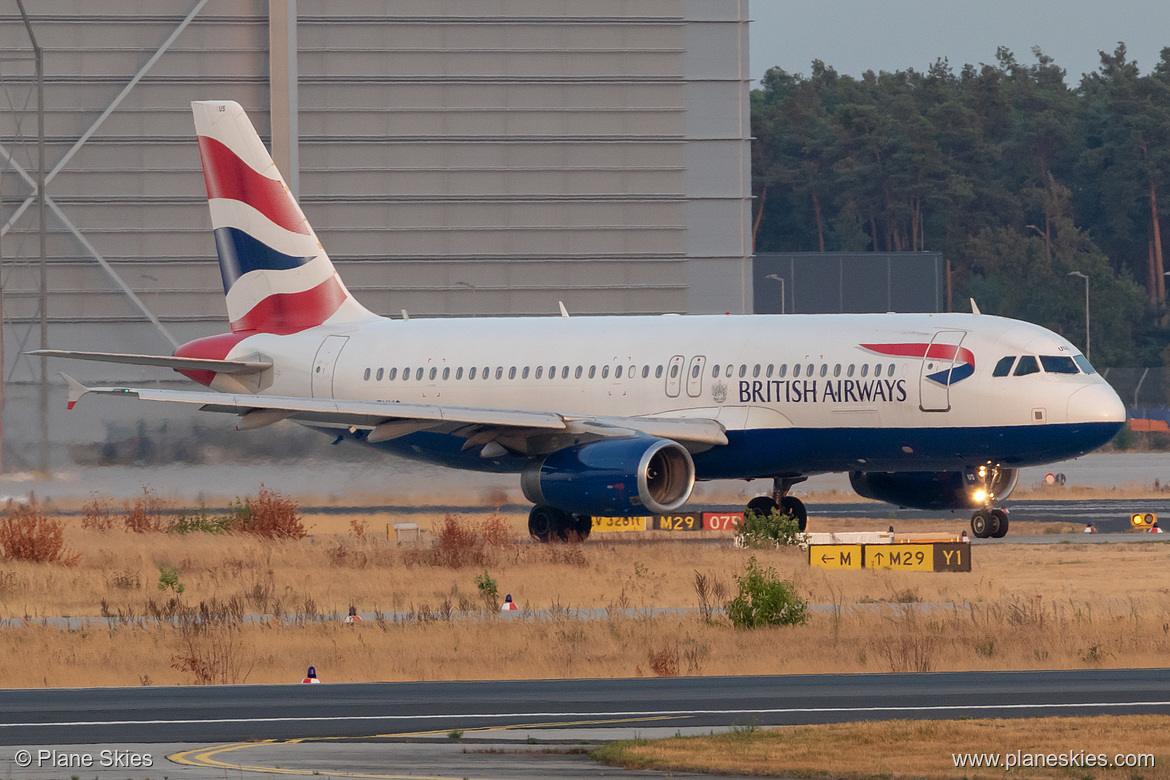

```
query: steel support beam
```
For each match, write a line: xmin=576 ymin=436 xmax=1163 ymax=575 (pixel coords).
xmin=269 ymin=0 xmax=300 ymax=195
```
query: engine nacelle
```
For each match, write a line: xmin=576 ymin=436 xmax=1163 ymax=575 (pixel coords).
xmin=521 ymin=437 xmax=695 ymax=517
xmin=849 ymin=467 xmax=1019 ymax=510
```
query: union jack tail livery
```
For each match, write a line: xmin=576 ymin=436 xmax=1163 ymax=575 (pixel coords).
xmin=192 ymin=100 xmax=375 ymax=334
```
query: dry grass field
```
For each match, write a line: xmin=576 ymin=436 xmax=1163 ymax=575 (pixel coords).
xmin=594 ymin=715 xmax=1170 ymax=779
xmin=0 ymin=490 xmax=1168 ymax=689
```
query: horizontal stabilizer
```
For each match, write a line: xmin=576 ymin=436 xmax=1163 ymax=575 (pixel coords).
xmin=29 ymin=349 xmax=271 ymax=376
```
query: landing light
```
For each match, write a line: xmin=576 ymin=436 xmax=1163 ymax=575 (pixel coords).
xmin=971 ymin=489 xmax=988 ymax=503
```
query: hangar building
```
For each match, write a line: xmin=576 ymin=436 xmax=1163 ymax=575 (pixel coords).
xmin=0 ymin=0 xmax=750 ymax=466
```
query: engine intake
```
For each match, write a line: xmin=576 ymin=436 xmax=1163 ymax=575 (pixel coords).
xmin=849 ymin=467 xmax=1019 ymax=510
xmin=522 ymin=437 xmax=695 ymax=517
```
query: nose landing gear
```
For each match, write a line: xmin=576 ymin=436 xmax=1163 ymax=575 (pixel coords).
xmin=746 ymin=476 xmax=808 ymax=531
xmin=971 ymin=507 xmax=1009 ymax=538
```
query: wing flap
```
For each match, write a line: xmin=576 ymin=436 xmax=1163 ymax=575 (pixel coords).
xmin=66 ymin=381 xmax=728 ymax=446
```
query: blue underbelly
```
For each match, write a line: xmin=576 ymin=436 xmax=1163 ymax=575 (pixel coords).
xmin=321 ymin=421 xmax=1122 ymax=479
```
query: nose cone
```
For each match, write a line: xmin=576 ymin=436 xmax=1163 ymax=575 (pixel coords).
xmin=1066 ymin=382 xmax=1126 ymax=425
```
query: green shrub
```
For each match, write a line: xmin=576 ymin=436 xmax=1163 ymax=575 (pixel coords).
xmin=475 ymin=569 xmax=499 ymax=611
xmin=168 ymin=505 xmax=234 ymax=535
xmin=736 ymin=509 xmax=801 ymax=548
xmin=157 ymin=564 xmax=185 ymax=595
xmin=726 ymin=557 xmax=809 ymax=628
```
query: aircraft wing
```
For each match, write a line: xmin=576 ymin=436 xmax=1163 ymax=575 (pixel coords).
xmin=61 ymin=375 xmax=728 ymax=448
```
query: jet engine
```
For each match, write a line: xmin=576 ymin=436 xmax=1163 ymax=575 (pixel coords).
xmin=521 ymin=437 xmax=695 ymax=517
xmin=849 ymin=467 xmax=1019 ymax=510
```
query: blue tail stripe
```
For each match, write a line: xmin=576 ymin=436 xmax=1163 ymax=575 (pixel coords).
xmin=927 ymin=362 xmax=975 ymax=386
xmin=214 ymin=226 xmax=314 ymax=291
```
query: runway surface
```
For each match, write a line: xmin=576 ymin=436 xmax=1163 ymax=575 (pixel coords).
xmin=3 ymin=669 xmax=1169 ymax=747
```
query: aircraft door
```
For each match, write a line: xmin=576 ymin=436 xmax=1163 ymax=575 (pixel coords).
xmin=311 ymin=335 xmax=349 ymax=398
xmin=686 ymin=355 xmax=707 ymax=398
xmin=919 ymin=330 xmax=966 ymax=412
xmin=665 ymin=355 xmax=685 ymax=398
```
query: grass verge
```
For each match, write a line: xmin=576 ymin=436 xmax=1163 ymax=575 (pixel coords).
xmin=592 ymin=715 xmax=1170 ymax=779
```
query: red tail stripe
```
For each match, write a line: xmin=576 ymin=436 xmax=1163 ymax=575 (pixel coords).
xmin=174 ymin=331 xmax=254 ymax=386
xmin=230 ymin=276 xmax=347 ymax=335
xmin=862 ymin=342 xmax=975 ymax=365
xmin=196 ymin=135 xmax=310 ymax=236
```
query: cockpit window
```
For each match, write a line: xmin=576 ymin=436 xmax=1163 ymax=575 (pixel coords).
xmin=992 ymin=356 xmax=1016 ymax=377
xmin=1073 ymin=354 xmax=1097 ymax=375
xmin=1014 ymin=355 xmax=1040 ymax=376
xmin=1040 ymin=355 xmax=1079 ymax=374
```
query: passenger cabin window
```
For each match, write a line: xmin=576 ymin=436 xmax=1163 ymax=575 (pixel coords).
xmin=753 ymin=364 xmax=761 ymax=378
xmin=711 ymin=365 xmax=720 ymax=379
xmin=403 ymin=366 xmax=410 ymax=380
xmin=575 ymin=366 xmax=583 ymax=379
xmin=442 ymin=367 xmax=450 ymax=380
xmin=508 ymin=366 xmax=517 ymax=379
xmin=655 ymin=365 xmax=663 ymax=378
xmin=670 ymin=364 xmax=680 ymax=378
xmin=847 ymin=364 xmax=855 ymax=377
xmin=992 ymin=357 xmax=1016 ymax=377
xmin=602 ymin=366 xmax=609 ymax=378
xmin=766 ymin=364 xmax=774 ymax=378
xmin=1040 ymin=355 xmax=1079 ymax=374
xmin=376 ymin=368 xmax=384 ymax=381
xmin=469 ymin=367 xmax=477 ymax=380
xmin=615 ymin=366 xmax=622 ymax=378
xmin=496 ymin=367 xmax=504 ymax=380
xmin=819 ymin=364 xmax=827 ymax=377
xmin=455 ymin=367 xmax=462 ymax=380
xmin=535 ymin=366 xmax=543 ymax=379
xmin=588 ymin=366 xmax=596 ymax=379
xmin=887 ymin=363 xmax=895 ymax=376
xmin=793 ymin=364 xmax=801 ymax=378
xmin=861 ymin=364 xmax=869 ymax=377
xmin=642 ymin=365 xmax=650 ymax=378
xmin=738 ymin=365 xmax=746 ymax=378
xmin=1014 ymin=355 xmax=1040 ymax=376
xmin=778 ymin=364 xmax=787 ymax=378
xmin=415 ymin=368 xmax=424 ymax=381
xmin=1074 ymin=354 xmax=1096 ymax=374
xmin=562 ymin=366 xmax=570 ymax=379
xmin=363 ymin=368 xmax=371 ymax=381
xmin=429 ymin=367 xmax=437 ymax=380
xmin=874 ymin=364 xmax=882 ymax=378
xmin=389 ymin=368 xmax=398 ymax=380
xmin=522 ymin=366 xmax=530 ymax=379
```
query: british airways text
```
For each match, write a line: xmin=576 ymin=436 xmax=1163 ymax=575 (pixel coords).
xmin=738 ymin=379 xmax=908 ymax=404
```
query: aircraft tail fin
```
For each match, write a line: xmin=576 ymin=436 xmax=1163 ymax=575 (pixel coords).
xmin=191 ymin=100 xmax=376 ymax=334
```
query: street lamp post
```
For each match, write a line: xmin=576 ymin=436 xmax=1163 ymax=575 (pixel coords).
xmin=1068 ymin=271 xmax=1089 ymax=362
xmin=764 ymin=273 xmax=786 ymax=314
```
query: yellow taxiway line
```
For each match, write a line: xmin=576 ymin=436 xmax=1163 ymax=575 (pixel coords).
xmin=168 ymin=714 xmax=682 ymax=777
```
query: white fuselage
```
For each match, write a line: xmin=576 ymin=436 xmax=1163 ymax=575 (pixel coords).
xmin=215 ymin=311 xmax=1125 ymax=479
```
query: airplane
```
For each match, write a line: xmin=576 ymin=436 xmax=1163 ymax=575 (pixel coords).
xmin=36 ymin=100 xmax=1127 ymax=541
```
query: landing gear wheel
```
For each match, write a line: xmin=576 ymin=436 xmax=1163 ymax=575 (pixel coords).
xmin=971 ymin=510 xmax=991 ymax=539
xmin=780 ymin=496 xmax=808 ymax=532
xmin=572 ymin=514 xmax=593 ymax=541
xmin=989 ymin=509 xmax=1009 ymax=538
xmin=529 ymin=505 xmax=565 ymax=543
xmin=746 ymin=496 xmax=778 ymax=516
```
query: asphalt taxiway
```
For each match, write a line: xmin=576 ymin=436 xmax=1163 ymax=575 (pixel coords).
xmin=2 ymin=670 xmax=1169 ymax=778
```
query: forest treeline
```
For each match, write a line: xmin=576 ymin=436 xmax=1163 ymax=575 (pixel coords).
xmin=751 ymin=44 xmax=1170 ymax=366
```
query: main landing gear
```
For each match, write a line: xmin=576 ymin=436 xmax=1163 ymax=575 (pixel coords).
xmin=970 ymin=507 xmax=1009 ymax=539
xmin=528 ymin=505 xmax=592 ymax=542
xmin=745 ymin=476 xmax=808 ymax=532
